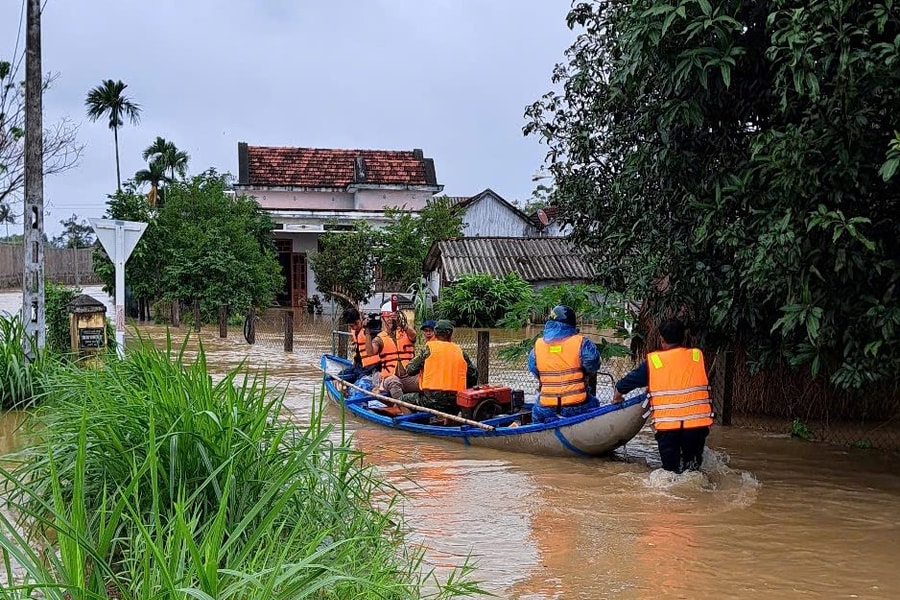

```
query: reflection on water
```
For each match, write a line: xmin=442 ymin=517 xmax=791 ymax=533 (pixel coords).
xmin=0 ymin=292 xmax=899 ymax=597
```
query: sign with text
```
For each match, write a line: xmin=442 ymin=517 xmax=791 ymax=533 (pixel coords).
xmin=78 ymin=327 xmax=105 ymax=349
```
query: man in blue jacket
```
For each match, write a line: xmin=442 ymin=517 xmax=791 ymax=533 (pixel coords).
xmin=528 ymin=305 xmax=601 ymax=423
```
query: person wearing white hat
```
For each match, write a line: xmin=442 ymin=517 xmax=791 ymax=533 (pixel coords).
xmin=366 ymin=302 xmax=418 ymax=395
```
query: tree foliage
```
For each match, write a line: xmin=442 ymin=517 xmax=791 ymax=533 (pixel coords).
xmin=526 ymin=0 xmax=900 ymax=389
xmin=142 ymin=136 xmax=189 ymax=181
xmin=308 ymin=222 xmax=377 ymax=307
xmin=133 ymin=158 xmax=170 ymax=207
xmin=1 ymin=59 xmax=82 ymax=209
xmin=51 ymin=214 xmax=95 ymax=249
xmin=157 ymin=171 xmax=281 ymax=317
xmin=85 ymin=79 xmax=141 ymax=190
xmin=44 ymin=281 xmax=80 ymax=353
xmin=497 ymin=282 xmax=633 ymax=361
xmin=374 ymin=196 xmax=465 ymax=288
xmin=95 ymin=170 xmax=282 ymax=318
xmin=137 ymin=136 xmax=190 ymax=207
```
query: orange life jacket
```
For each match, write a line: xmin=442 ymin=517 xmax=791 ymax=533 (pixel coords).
xmin=377 ymin=329 xmax=415 ymax=377
xmin=419 ymin=340 xmax=468 ymax=393
xmin=534 ymin=334 xmax=587 ymax=407
xmin=646 ymin=347 xmax=714 ymax=431
xmin=353 ymin=328 xmax=381 ymax=369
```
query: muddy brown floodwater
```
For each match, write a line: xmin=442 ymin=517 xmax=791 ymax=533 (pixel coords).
xmin=1 ymin=288 xmax=898 ymax=598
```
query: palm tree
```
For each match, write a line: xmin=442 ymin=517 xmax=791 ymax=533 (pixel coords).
xmin=142 ymin=136 xmax=189 ymax=182
xmin=134 ymin=158 xmax=170 ymax=207
xmin=85 ymin=80 xmax=142 ymax=190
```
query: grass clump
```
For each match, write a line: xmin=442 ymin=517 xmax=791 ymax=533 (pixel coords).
xmin=0 ymin=315 xmax=53 ymax=410
xmin=0 ymin=333 xmax=483 ymax=599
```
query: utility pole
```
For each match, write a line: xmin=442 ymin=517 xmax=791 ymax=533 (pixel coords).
xmin=22 ymin=0 xmax=45 ymax=359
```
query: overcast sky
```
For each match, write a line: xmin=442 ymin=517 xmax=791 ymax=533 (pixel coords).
xmin=2 ymin=0 xmax=575 ymax=236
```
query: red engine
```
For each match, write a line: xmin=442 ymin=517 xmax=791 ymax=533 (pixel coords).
xmin=457 ymin=385 xmax=516 ymax=421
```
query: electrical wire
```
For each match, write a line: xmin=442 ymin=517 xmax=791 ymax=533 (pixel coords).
xmin=8 ymin=0 xmax=27 ymax=83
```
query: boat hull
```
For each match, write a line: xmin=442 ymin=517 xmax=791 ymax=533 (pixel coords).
xmin=322 ymin=354 xmax=647 ymax=457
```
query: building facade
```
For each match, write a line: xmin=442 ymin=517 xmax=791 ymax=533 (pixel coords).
xmin=234 ymin=142 xmax=442 ymax=307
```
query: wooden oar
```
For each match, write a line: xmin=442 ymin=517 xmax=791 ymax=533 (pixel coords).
xmin=319 ymin=366 xmax=495 ymax=432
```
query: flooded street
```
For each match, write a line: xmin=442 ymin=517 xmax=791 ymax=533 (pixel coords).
xmin=1 ymin=289 xmax=899 ymax=598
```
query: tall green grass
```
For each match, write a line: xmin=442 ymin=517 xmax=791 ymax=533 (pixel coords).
xmin=1 ymin=333 xmax=484 ymax=599
xmin=0 ymin=315 xmax=53 ymax=410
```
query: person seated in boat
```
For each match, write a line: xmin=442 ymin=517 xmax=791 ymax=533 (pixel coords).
xmin=528 ymin=305 xmax=601 ymax=424
xmin=339 ymin=306 xmax=382 ymax=384
xmin=367 ymin=304 xmax=418 ymax=397
xmin=420 ymin=319 xmax=437 ymax=343
xmin=403 ymin=320 xmax=478 ymax=414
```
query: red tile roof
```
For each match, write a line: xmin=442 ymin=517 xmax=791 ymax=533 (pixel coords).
xmin=241 ymin=144 xmax=436 ymax=188
xmin=528 ymin=205 xmax=561 ymax=228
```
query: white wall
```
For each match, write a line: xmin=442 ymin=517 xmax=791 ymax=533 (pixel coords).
xmin=463 ymin=196 xmax=541 ymax=237
xmin=539 ymin=222 xmax=571 ymax=237
xmin=354 ymin=189 xmax=428 ymax=211
xmin=247 ymin=188 xmax=429 ymax=212
xmin=250 ymin=189 xmax=354 ymax=210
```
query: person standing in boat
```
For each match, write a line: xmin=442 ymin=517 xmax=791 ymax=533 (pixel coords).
xmin=529 ymin=305 xmax=602 ymax=424
xmin=404 ymin=320 xmax=478 ymax=414
xmin=339 ymin=306 xmax=382 ymax=383
xmin=367 ymin=303 xmax=418 ymax=397
xmin=611 ymin=318 xmax=713 ymax=473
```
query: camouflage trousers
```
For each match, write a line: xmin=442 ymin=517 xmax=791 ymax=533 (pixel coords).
xmin=400 ymin=391 xmax=459 ymax=416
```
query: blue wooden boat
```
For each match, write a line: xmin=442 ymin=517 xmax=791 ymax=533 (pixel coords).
xmin=321 ymin=354 xmax=647 ymax=457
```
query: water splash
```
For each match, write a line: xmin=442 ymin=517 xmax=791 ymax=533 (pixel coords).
xmin=641 ymin=446 xmax=761 ymax=510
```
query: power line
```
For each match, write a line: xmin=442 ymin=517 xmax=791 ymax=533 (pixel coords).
xmin=8 ymin=0 xmax=27 ymax=82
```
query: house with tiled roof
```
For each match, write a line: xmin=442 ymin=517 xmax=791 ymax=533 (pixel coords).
xmin=234 ymin=142 xmax=443 ymax=307
xmin=526 ymin=205 xmax=571 ymax=237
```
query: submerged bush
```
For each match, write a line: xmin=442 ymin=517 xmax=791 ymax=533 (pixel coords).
xmin=0 ymin=335 xmax=482 ymax=599
xmin=435 ymin=272 xmax=532 ymax=327
xmin=44 ymin=282 xmax=81 ymax=354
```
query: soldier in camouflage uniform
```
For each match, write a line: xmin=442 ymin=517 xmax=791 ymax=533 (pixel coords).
xmin=404 ymin=320 xmax=478 ymax=414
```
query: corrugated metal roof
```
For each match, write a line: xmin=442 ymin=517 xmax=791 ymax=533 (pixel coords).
xmin=425 ymin=237 xmax=595 ymax=283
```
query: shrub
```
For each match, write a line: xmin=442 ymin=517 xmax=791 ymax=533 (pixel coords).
xmin=44 ymin=282 xmax=81 ymax=354
xmin=435 ymin=272 xmax=532 ymax=327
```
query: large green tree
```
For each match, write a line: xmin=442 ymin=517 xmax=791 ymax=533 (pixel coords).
xmin=142 ymin=136 xmax=189 ymax=182
xmin=95 ymin=171 xmax=282 ymax=319
xmin=85 ymin=79 xmax=141 ymax=190
xmin=133 ymin=157 xmax=170 ymax=207
xmin=526 ymin=0 xmax=900 ymax=388
xmin=374 ymin=195 xmax=465 ymax=288
xmin=156 ymin=170 xmax=282 ymax=317
xmin=308 ymin=222 xmax=377 ymax=307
